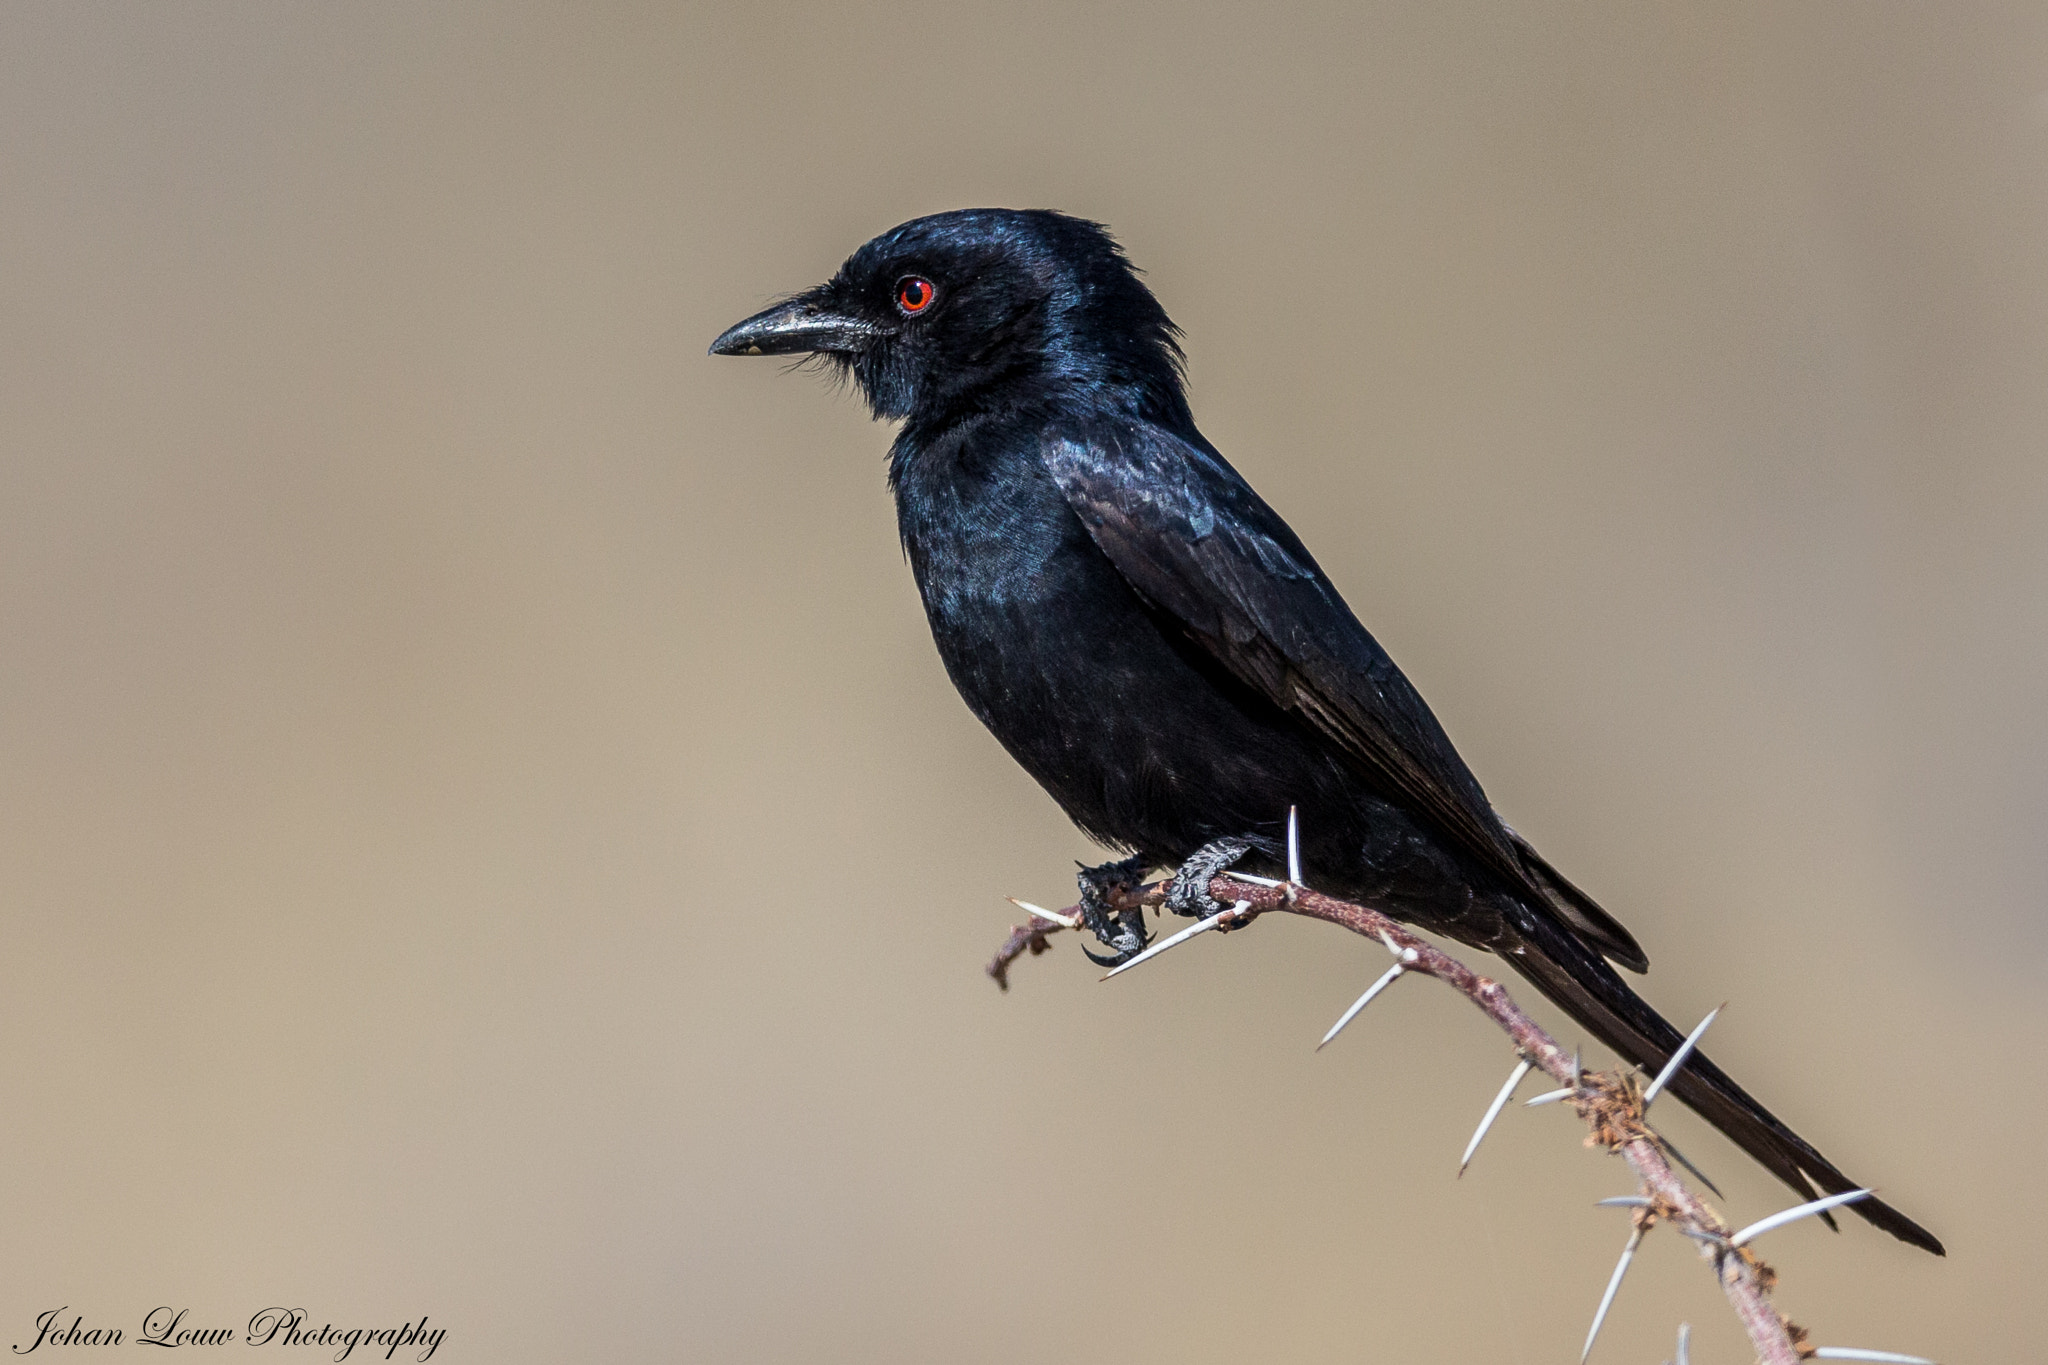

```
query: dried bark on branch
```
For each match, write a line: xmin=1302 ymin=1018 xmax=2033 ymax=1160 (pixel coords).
xmin=988 ymin=870 xmax=1930 ymax=1365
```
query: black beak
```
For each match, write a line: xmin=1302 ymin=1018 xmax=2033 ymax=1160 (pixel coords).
xmin=709 ymin=290 xmax=883 ymax=357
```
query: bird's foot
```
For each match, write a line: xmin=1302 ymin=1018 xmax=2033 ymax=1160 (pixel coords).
xmin=1075 ymin=854 xmax=1153 ymax=967
xmin=1165 ymin=837 xmax=1256 ymax=924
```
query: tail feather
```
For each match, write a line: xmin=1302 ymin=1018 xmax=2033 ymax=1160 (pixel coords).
xmin=1499 ymin=907 xmax=1944 ymax=1256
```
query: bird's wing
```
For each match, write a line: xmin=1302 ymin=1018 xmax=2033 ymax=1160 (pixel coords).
xmin=1042 ymin=418 xmax=1649 ymax=967
xmin=1504 ymin=827 xmax=1647 ymax=971
xmin=1042 ymin=420 xmax=1957 ymax=1254
xmin=1041 ymin=416 xmax=1545 ymax=902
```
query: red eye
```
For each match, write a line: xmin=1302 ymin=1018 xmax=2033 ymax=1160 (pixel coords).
xmin=896 ymin=276 xmax=935 ymax=314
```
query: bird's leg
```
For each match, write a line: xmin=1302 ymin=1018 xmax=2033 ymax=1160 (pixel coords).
xmin=1165 ymin=836 xmax=1256 ymax=924
xmin=1075 ymin=853 xmax=1152 ymax=967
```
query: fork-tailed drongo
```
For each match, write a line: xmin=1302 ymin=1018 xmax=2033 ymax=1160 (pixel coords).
xmin=711 ymin=208 xmax=1941 ymax=1254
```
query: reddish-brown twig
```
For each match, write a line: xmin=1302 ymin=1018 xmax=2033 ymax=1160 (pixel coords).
xmin=987 ymin=873 xmax=1905 ymax=1365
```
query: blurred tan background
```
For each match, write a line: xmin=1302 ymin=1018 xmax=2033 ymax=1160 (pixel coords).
xmin=2 ymin=2 xmax=2043 ymax=1360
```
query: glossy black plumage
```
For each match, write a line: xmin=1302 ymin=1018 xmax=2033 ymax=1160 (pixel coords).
xmin=711 ymin=208 xmax=1941 ymax=1255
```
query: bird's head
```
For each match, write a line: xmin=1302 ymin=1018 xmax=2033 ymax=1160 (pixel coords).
xmin=710 ymin=208 xmax=1189 ymax=429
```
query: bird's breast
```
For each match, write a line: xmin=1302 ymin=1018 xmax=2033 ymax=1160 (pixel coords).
xmin=890 ymin=430 xmax=1347 ymax=858
xmin=895 ymin=443 xmax=1136 ymax=722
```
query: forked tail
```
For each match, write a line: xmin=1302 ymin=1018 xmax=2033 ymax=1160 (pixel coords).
xmin=1500 ymin=906 xmax=1944 ymax=1255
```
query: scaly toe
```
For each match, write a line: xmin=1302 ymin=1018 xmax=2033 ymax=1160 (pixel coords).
xmin=1165 ymin=837 xmax=1255 ymax=918
xmin=1076 ymin=854 xmax=1153 ymax=960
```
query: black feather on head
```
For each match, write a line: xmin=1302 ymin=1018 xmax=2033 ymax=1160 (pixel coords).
xmin=815 ymin=209 xmax=1191 ymax=432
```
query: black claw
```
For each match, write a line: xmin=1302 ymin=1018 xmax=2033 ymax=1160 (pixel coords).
xmin=1080 ymin=939 xmax=1139 ymax=968
xmin=1076 ymin=854 xmax=1153 ymax=962
xmin=1165 ymin=837 xmax=1255 ymax=919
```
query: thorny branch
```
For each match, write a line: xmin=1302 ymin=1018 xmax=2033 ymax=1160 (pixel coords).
xmin=987 ymin=854 xmax=1932 ymax=1365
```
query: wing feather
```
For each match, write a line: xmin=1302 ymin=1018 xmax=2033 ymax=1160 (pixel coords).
xmin=1042 ymin=417 xmax=1623 ymax=948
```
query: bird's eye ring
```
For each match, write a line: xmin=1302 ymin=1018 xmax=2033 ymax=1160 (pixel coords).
xmin=895 ymin=276 xmax=936 ymax=315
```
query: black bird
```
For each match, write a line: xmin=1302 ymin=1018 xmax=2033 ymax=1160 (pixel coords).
xmin=711 ymin=208 xmax=1942 ymax=1255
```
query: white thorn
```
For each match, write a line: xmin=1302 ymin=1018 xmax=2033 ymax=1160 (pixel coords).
xmin=1098 ymin=903 xmax=1246 ymax=980
xmin=1007 ymin=898 xmax=1077 ymax=930
xmin=1459 ymin=1059 xmax=1532 ymax=1176
xmin=1286 ymin=805 xmax=1303 ymax=885
xmin=1581 ymin=1226 xmax=1645 ymax=1362
xmin=1595 ymin=1196 xmax=1653 ymax=1208
xmin=1675 ymin=1323 xmax=1691 ymax=1365
xmin=1643 ymin=1005 xmax=1722 ymax=1108
xmin=1370 ymin=928 xmax=1420 ymax=964
xmin=1221 ymin=869 xmax=1286 ymax=887
xmin=1316 ymin=961 xmax=1406 ymax=1049
xmin=1730 ymin=1189 xmax=1873 ymax=1246
xmin=1811 ymin=1351 xmax=1935 ymax=1365
xmin=1525 ymin=1088 xmax=1574 ymax=1107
